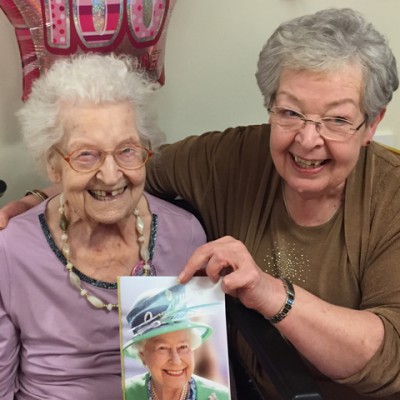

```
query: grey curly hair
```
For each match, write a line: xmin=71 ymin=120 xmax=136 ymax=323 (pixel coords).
xmin=17 ymin=53 xmax=166 ymax=174
xmin=256 ymin=8 xmax=399 ymax=124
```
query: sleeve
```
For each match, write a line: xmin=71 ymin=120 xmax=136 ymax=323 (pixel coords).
xmin=339 ymin=154 xmax=400 ymax=397
xmin=145 ymin=124 xmax=276 ymax=243
xmin=145 ymin=130 xmax=224 ymax=203
xmin=146 ymin=124 xmax=273 ymax=202
xmin=0 ymin=236 xmax=20 ymax=399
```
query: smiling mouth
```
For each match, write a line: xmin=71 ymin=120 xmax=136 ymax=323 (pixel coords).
xmin=163 ymin=369 xmax=185 ymax=376
xmin=88 ymin=186 xmax=126 ymax=200
xmin=292 ymin=154 xmax=329 ymax=169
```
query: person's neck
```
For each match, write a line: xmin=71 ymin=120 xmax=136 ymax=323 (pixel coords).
xmin=45 ymin=194 xmax=152 ymax=281
xmin=151 ymin=382 xmax=187 ymax=400
xmin=282 ymin=184 xmax=344 ymax=227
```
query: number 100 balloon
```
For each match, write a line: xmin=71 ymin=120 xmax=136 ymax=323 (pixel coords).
xmin=0 ymin=0 xmax=176 ymax=100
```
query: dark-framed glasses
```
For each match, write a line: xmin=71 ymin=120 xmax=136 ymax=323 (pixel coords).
xmin=268 ymin=106 xmax=366 ymax=141
xmin=55 ymin=144 xmax=153 ymax=173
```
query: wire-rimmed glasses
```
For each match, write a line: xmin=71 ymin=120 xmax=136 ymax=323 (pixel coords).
xmin=55 ymin=144 xmax=153 ymax=173
xmin=268 ymin=106 xmax=366 ymax=141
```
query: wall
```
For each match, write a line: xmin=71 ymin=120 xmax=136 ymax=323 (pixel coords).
xmin=1 ymin=0 xmax=400 ymax=206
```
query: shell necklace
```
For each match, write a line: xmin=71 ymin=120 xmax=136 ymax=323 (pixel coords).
xmin=59 ymin=193 xmax=150 ymax=311
xmin=151 ymin=381 xmax=188 ymax=400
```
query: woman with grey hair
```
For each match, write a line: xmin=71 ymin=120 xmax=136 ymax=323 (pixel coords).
xmin=157 ymin=8 xmax=400 ymax=400
xmin=2 ymin=7 xmax=400 ymax=400
xmin=0 ymin=53 xmax=206 ymax=399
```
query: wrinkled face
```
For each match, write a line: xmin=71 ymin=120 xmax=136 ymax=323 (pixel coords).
xmin=49 ymin=101 xmax=146 ymax=225
xmin=269 ymin=66 xmax=381 ymax=198
xmin=140 ymin=330 xmax=195 ymax=391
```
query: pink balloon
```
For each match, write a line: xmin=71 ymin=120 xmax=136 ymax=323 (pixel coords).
xmin=0 ymin=0 xmax=176 ymax=100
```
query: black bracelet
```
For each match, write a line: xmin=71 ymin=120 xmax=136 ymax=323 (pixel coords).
xmin=266 ymin=277 xmax=295 ymax=324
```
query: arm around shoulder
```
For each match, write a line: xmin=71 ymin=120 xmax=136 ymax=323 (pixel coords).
xmin=0 ymin=184 xmax=60 ymax=229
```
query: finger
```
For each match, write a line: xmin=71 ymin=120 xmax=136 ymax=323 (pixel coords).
xmin=178 ymin=243 xmax=214 ymax=283
xmin=178 ymin=237 xmax=245 ymax=283
xmin=220 ymin=266 xmax=260 ymax=293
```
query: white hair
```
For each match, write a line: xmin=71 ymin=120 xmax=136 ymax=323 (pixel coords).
xmin=17 ymin=53 xmax=166 ymax=174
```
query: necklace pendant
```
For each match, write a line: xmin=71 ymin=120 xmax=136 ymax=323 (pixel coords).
xmin=86 ymin=294 xmax=106 ymax=309
xmin=132 ymin=260 xmax=156 ymax=276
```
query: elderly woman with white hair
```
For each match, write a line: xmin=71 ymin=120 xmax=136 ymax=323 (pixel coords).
xmin=0 ymin=54 xmax=206 ymax=399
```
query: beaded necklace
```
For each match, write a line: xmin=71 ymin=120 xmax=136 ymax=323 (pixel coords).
xmin=59 ymin=193 xmax=151 ymax=311
xmin=151 ymin=381 xmax=188 ymax=400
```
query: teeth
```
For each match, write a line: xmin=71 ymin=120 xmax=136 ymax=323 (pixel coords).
xmin=111 ymin=188 xmax=124 ymax=196
xmin=165 ymin=369 xmax=184 ymax=376
xmin=293 ymin=155 xmax=324 ymax=168
xmin=90 ymin=187 xmax=125 ymax=200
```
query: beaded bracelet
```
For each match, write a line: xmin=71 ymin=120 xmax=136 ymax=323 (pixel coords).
xmin=25 ymin=189 xmax=49 ymax=202
xmin=266 ymin=277 xmax=295 ymax=324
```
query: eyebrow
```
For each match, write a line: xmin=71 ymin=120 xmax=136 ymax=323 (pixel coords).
xmin=65 ymin=140 xmax=141 ymax=151
xmin=276 ymin=91 xmax=359 ymax=108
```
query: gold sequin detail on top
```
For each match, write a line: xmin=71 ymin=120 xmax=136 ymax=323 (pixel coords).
xmin=263 ymin=241 xmax=311 ymax=284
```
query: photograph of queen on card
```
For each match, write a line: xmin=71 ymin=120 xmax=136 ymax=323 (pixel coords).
xmin=119 ymin=276 xmax=231 ymax=400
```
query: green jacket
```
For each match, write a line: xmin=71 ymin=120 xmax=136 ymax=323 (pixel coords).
xmin=124 ymin=372 xmax=230 ymax=399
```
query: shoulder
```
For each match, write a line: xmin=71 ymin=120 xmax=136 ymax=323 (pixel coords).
xmin=197 ymin=123 xmax=270 ymax=148
xmin=144 ymin=192 xmax=206 ymax=250
xmin=352 ymin=142 xmax=400 ymax=197
xmin=368 ymin=142 xmax=400 ymax=199
xmin=369 ymin=141 xmax=400 ymax=169
xmin=193 ymin=374 xmax=230 ymax=399
xmin=145 ymin=192 xmax=205 ymax=231
xmin=345 ymin=142 xmax=400 ymax=271
xmin=0 ymin=200 xmax=47 ymax=244
xmin=145 ymin=191 xmax=198 ymax=219
xmin=124 ymin=373 xmax=148 ymax=398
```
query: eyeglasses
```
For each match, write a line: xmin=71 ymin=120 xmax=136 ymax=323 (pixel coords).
xmin=55 ymin=144 xmax=153 ymax=173
xmin=268 ymin=106 xmax=366 ymax=141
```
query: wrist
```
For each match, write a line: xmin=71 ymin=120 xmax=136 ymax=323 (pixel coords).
xmin=25 ymin=189 xmax=49 ymax=203
xmin=265 ymin=277 xmax=295 ymax=324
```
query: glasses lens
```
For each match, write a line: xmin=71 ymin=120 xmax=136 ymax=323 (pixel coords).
xmin=270 ymin=108 xmax=303 ymax=129
xmin=115 ymin=146 xmax=148 ymax=169
xmin=320 ymin=118 xmax=357 ymax=141
xmin=322 ymin=118 xmax=353 ymax=133
xmin=70 ymin=148 xmax=101 ymax=172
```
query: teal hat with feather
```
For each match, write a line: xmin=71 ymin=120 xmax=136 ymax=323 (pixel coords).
xmin=123 ymin=283 xmax=214 ymax=357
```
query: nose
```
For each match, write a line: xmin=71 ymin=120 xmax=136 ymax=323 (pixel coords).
xmin=169 ymin=348 xmax=182 ymax=364
xmin=295 ymin=118 xmax=325 ymax=148
xmin=301 ymin=118 xmax=322 ymax=131
xmin=95 ymin=154 xmax=123 ymax=184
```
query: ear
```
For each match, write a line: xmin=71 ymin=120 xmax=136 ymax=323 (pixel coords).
xmin=46 ymin=149 xmax=62 ymax=183
xmin=139 ymin=351 xmax=146 ymax=366
xmin=364 ymin=108 xmax=386 ymax=145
